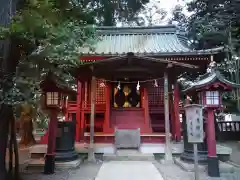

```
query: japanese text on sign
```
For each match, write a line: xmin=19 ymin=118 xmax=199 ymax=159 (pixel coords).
xmin=185 ymin=105 xmax=204 ymax=143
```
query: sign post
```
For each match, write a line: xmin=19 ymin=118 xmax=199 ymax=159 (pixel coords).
xmin=184 ymin=104 xmax=204 ymax=180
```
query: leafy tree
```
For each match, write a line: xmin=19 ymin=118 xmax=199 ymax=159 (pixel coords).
xmin=0 ymin=0 xmax=96 ymax=179
xmin=170 ymin=0 xmax=240 ymax=111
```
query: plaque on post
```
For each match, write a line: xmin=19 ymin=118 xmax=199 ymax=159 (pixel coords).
xmin=184 ymin=104 xmax=204 ymax=180
xmin=185 ymin=104 xmax=204 ymax=144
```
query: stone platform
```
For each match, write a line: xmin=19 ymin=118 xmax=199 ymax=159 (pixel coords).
xmin=26 ymin=158 xmax=84 ymax=171
xmin=174 ymin=157 xmax=240 ymax=173
xmin=29 ymin=142 xmax=232 ymax=161
xmin=103 ymin=150 xmax=155 ymax=161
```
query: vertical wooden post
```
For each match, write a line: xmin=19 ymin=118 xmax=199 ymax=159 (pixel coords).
xmin=88 ymin=76 xmax=96 ymax=161
xmin=44 ymin=109 xmax=58 ymax=174
xmin=104 ymin=82 xmax=111 ymax=133
xmin=81 ymin=81 xmax=88 ymax=143
xmin=173 ymin=83 xmax=181 ymax=141
xmin=143 ymin=87 xmax=151 ymax=133
xmin=164 ymin=71 xmax=173 ymax=163
xmin=76 ymin=79 xmax=82 ymax=142
xmin=80 ymin=82 xmax=85 ymax=142
xmin=65 ymin=98 xmax=69 ymax=121
xmin=169 ymin=87 xmax=175 ymax=139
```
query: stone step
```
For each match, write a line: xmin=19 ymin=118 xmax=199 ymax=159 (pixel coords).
xmin=103 ymin=150 xmax=155 ymax=161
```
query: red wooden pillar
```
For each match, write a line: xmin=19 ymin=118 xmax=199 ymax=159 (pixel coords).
xmin=104 ymin=82 xmax=112 ymax=133
xmin=206 ymin=108 xmax=219 ymax=176
xmin=44 ymin=109 xmax=58 ymax=174
xmin=80 ymin=82 xmax=86 ymax=142
xmin=169 ymin=87 xmax=175 ymax=139
xmin=65 ymin=99 xmax=69 ymax=121
xmin=173 ymin=83 xmax=181 ymax=141
xmin=75 ymin=79 xmax=82 ymax=142
xmin=143 ymin=87 xmax=152 ymax=133
xmin=81 ymin=81 xmax=87 ymax=143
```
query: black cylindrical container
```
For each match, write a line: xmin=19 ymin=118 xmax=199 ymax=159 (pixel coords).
xmin=55 ymin=121 xmax=78 ymax=162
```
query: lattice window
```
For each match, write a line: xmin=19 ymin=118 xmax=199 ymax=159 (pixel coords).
xmin=147 ymin=80 xmax=164 ymax=107
xmin=95 ymin=79 xmax=106 ymax=104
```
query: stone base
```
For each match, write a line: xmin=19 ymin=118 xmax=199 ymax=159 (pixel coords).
xmin=55 ymin=150 xmax=78 ymax=162
xmin=208 ymin=156 xmax=220 ymax=177
xmin=174 ymin=157 xmax=239 ymax=173
xmin=26 ymin=158 xmax=83 ymax=171
xmin=180 ymin=150 xmax=208 ymax=164
xmin=103 ymin=150 xmax=155 ymax=161
xmin=44 ymin=154 xmax=55 ymax=174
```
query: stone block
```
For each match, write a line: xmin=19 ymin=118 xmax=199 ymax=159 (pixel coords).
xmin=115 ymin=128 xmax=140 ymax=149
xmin=26 ymin=158 xmax=83 ymax=171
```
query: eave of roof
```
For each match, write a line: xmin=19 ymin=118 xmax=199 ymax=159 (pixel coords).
xmin=183 ymin=70 xmax=240 ymax=92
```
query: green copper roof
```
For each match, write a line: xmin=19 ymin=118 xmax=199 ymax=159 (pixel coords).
xmin=183 ymin=69 xmax=240 ymax=92
xmin=79 ymin=25 xmax=225 ymax=56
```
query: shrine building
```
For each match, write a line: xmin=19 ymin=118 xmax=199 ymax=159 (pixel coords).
xmin=64 ymin=25 xmax=225 ymax=143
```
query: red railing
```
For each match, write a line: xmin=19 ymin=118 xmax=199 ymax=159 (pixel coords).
xmin=67 ymin=101 xmax=106 ymax=112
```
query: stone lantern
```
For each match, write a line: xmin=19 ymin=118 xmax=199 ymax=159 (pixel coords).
xmin=182 ymin=68 xmax=240 ymax=177
xmin=40 ymin=72 xmax=76 ymax=174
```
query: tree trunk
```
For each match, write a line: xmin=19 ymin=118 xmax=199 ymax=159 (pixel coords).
xmin=19 ymin=119 xmax=36 ymax=147
xmin=0 ymin=106 xmax=11 ymax=180
xmin=12 ymin=115 xmax=19 ymax=180
xmin=0 ymin=36 xmax=21 ymax=180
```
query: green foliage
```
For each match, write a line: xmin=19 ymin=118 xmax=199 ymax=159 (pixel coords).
xmin=0 ymin=0 xmax=96 ymax=107
xmin=170 ymin=0 xmax=240 ymax=112
xmin=0 ymin=0 xmax=151 ymax=108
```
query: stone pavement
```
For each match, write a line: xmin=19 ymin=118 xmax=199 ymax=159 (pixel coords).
xmin=95 ymin=161 xmax=164 ymax=180
xmin=154 ymin=160 xmax=240 ymax=180
xmin=220 ymin=142 xmax=240 ymax=166
xmin=20 ymin=159 xmax=240 ymax=180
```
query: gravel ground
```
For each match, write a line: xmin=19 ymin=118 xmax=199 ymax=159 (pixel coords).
xmin=21 ymin=160 xmax=103 ymax=180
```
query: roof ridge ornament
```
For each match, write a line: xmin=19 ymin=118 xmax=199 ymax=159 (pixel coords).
xmin=207 ymin=58 xmax=216 ymax=73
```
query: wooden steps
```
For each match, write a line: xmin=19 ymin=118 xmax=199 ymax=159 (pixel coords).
xmin=83 ymin=133 xmax=166 ymax=143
